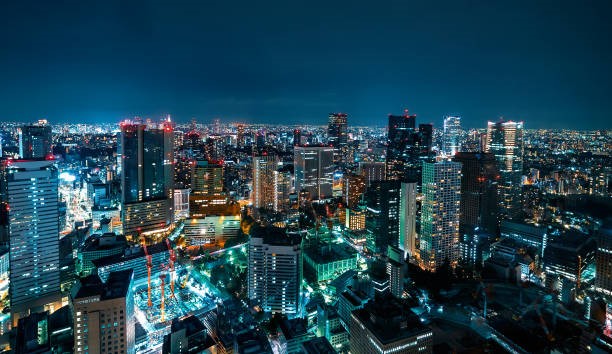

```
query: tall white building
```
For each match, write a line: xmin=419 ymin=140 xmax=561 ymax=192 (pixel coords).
xmin=442 ymin=116 xmax=462 ymax=156
xmin=294 ymin=146 xmax=334 ymax=200
xmin=419 ymin=160 xmax=461 ymax=271
xmin=248 ymin=226 xmax=302 ymax=316
xmin=399 ymin=182 xmax=418 ymax=258
xmin=1 ymin=160 xmax=61 ymax=323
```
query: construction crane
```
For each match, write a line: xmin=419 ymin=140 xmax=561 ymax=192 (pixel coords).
xmin=159 ymin=265 xmax=168 ymax=322
xmin=142 ymin=237 xmax=153 ymax=307
xmin=516 ymin=295 xmax=555 ymax=342
xmin=165 ymin=239 xmax=177 ymax=297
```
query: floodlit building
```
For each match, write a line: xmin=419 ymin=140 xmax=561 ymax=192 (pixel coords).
xmin=442 ymin=115 xmax=462 ymax=156
xmin=294 ymin=146 xmax=334 ymax=200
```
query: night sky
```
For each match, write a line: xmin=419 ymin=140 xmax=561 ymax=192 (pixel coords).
xmin=1 ymin=1 xmax=610 ymax=129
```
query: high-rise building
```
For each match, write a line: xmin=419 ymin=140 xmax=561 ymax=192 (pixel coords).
xmin=358 ymin=161 xmax=386 ymax=187
xmin=1 ymin=160 xmax=61 ymax=324
xmin=293 ymin=129 xmax=302 ymax=146
xmin=273 ymin=164 xmax=293 ymax=213
xmin=252 ymin=153 xmax=278 ymax=210
xmin=387 ymin=245 xmax=405 ymax=298
xmin=595 ymin=221 xmax=612 ymax=295
xmin=344 ymin=173 xmax=366 ymax=209
xmin=72 ymin=269 xmax=135 ymax=354
xmin=453 ymin=152 xmax=500 ymax=235
xmin=442 ymin=116 xmax=462 ymax=156
xmin=418 ymin=123 xmax=433 ymax=154
xmin=386 ymin=113 xmax=417 ymax=181
xmin=18 ymin=120 xmax=53 ymax=160
xmin=294 ymin=146 xmax=334 ymax=200
xmin=349 ymin=295 xmax=433 ymax=354
xmin=248 ymin=225 xmax=302 ymax=316
xmin=365 ymin=180 xmax=401 ymax=254
xmin=419 ymin=160 xmax=461 ymax=270
xmin=191 ymin=160 xmax=223 ymax=196
xmin=399 ymin=182 xmax=418 ymax=258
xmin=327 ymin=113 xmax=348 ymax=164
xmin=486 ymin=120 xmax=524 ymax=219
xmin=119 ymin=120 xmax=174 ymax=240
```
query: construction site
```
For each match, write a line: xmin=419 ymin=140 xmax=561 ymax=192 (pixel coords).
xmin=132 ymin=239 xmax=221 ymax=347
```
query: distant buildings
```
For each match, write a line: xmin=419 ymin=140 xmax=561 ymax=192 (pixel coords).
xmin=327 ymin=113 xmax=349 ymax=164
xmin=71 ymin=270 xmax=135 ymax=354
xmin=294 ymin=146 xmax=334 ymax=200
xmin=442 ymin=115 xmax=462 ymax=156
xmin=486 ymin=120 xmax=524 ymax=219
xmin=419 ymin=160 xmax=461 ymax=270
xmin=1 ymin=160 xmax=61 ymax=324
xmin=247 ymin=225 xmax=302 ymax=316
xmin=120 ymin=120 xmax=174 ymax=241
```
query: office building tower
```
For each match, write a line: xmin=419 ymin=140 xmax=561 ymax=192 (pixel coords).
xmin=386 ymin=113 xmax=417 ymax=181
xmin=120 ymin=120 xmax=174 ymax=240
xmin=365 ymin=180 xmax=401 ymax=254
xmin=453 ymin=152 xmax=500 ymax=235
xmin=248 ymin=225 xmax=302 ymax=316
xmin=1 ymin=160 xmax=61 ymax=324
xmin=399 ymin=181 xmax=418 ymax=258
xmin=418 ymin=123 xmax=433 ymax=154
xmin=294 ymin=146 xmax=334 ymax=200
xmin=162 ymin=315 xmax=216 ymax=354
xmin=387 ymin=245 xmax=405 ymax=298
xmin=595 ymin=221 xmax=612 ymax=295
xmin=252 ymin=152 xmax=278 ymax=210
xmin=486 ymin=120 xmax=524 ymax=219
xmin=544 ymin=233 xmax=596 ymax=299
xmin=349 ymin=296 xmax=433 ymax=354
xmin=344 ymin=173 xmax=366 ymax=209
xmin=274 ymin=164 xmax=293 ymax=213
xmin=327 ymin=113 xmax=348 ymax=164
xmin=255 ymin=131 xmax=265 ymax=149
xmin=293 ymin=129 xmax=302 ymax=146
xmin=18 ymin=120 xmax=52 ymax=160
xmin=358 ymin=161 xmax=386 ymax=187
xmin=72 ymin=270 xmax=135 ymax=354
xmin=191 ymin=160 xmax=223 ymax=196
xmin=419 ymin=160 xmax=461 ymax=270
xmin=442 ymin=116 xmax=462 ymax=156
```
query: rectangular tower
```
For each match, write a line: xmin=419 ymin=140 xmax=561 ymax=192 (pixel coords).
xmin=442 ymin=116 xmax=462 ymax=156
xmin=294 ymin=146 xmax=334 ymax=200
xmin=419 ymin=160 xmax=461 ymax=270
xmin=18 ymin=121 xmax=52 ymax=160
xmin=327 ymin=113 xmax=348 ymax=164
xmin=486 ymin=120 xmax=524 ymax=219
xmin=1 ymin=160 xmax=61 ymax=324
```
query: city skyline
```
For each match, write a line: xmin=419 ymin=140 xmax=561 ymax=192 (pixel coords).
xmin=1 ymin=1 xmax=611 ymax=129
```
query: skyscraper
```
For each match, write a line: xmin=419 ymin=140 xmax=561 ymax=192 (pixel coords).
xmin=327 ymin=113 xmax=348 ymax=164
xmin=344 ymin=173 xmax=366 ymax=209
xmin=273 ymin=165 xmax=293 ymax=213
xmin=18 ymin=120 xmax=52 ymax=160
xmin=442 ymin=116 xmax=462 ymax=156
xmin=72 ymin=270 xmax=135 ymax=354
xmin=399 ymin=181 xmax=418 ymax=258
xmin=486 ymin=120 xmax=524 ymax=219
xmin=417 ymin=123 xmax=433 ymax=154
xmin=419 ymin=160 xmax=461 ymax=270
xmin=358 ymin=161 xmax=386 ymax=187
xmin=386 ymin=113 xmax=417 ymax=181
xmin=120 ymin=120 xmax=174 ymax=241
xmin=191 ymin=160 xmax=224 ymax=197
xmin=387 ymin=245 xmax=405 ymax=298
xmin=0 ymin=160 xmax=61 ymax=324
xmin=453 ymin=152 xmax=500 ymax=235
xmin=252 ymin=152 xmax=279 ymax=210
xmin=595 ymin=221 xmax=612 ymax=296
xmin=294 ymin=146 xmax=334 ymax=200
xmin=248 ymin=225 xmax=302 ymax=316
xmin=365 ymin=180 xmax=401 ymax=254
